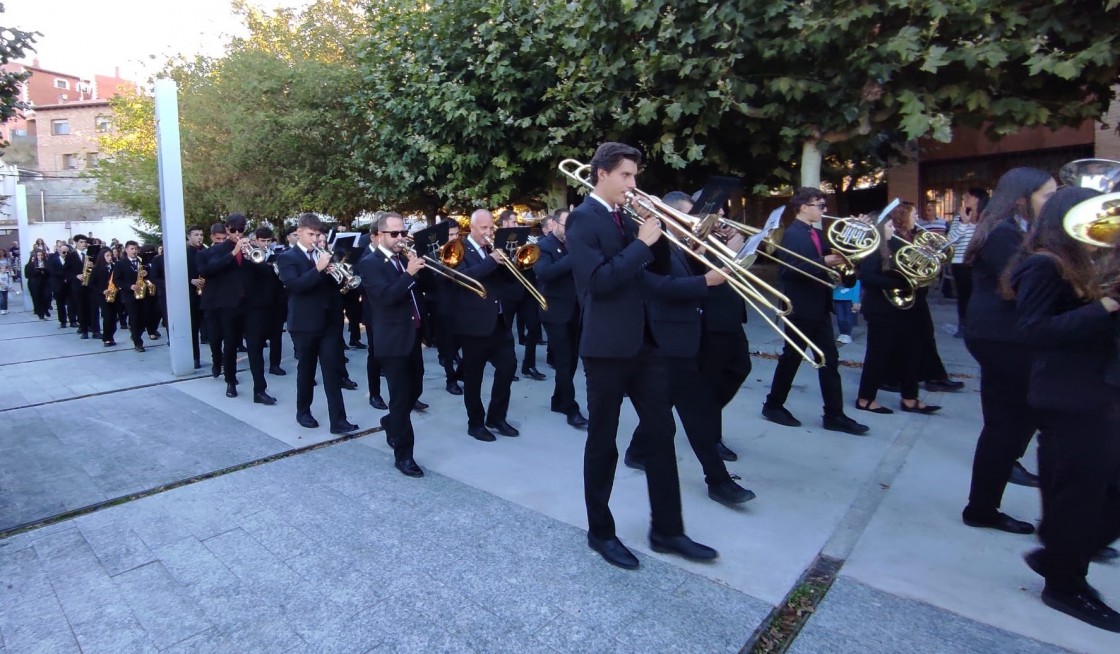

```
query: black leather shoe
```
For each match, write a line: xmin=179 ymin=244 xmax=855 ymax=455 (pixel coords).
xmin=349 ymin=341 xmax=367 ymax=349
xmin=340 ymin=378 xmax=359 ymax=390
xmin=269 ymin=366 xmax=287 ymax=376
xmin=80 ymin=332 xmax=90 ymax=339
xmin=194 ymin=359 xmax=202 ymax=370
xmin=925 ymin=379 xmax=965 ymax=392
xmin=413 ymin=400 xmax=429 ymax=411
xmin=716 ymin=441 xmax=737 ymax=462
xmin=761 ymin=404 xmax=801 ymax=427
xmin=225 ymin=383 xmax=238 ymax=398
xmin=237 ymin=344 xmax=247 ymax=352
xmin=649 ymin=531 xmax=718 ymax=561
xmin=962 ymin=510 xmax=1035 ymax=535
xmin=134 ymin=344 xmax=146 ymax=353
xmin=211 ymin=364 xmax=221 ymax=378
xmin=253 ymin=391 xmax=277 ymax=406
xmin=297 ymin=413 xmax=319 ymax=429
xmin=900 ymin=401 xmax=941 ymax=414
xmin=822 ymin=414 xmax=870 ymax=435
xmin=567 ymin=412 xmax=589 ymax=429
xmin=1009 ymin=461 xmax=1040 ymax=487
xmin=92 ymin=332 xmax=101 ymax=340
xmin=855 ymin=400 xmax=894 ymax=414
xmin=1041 ymin=584 xmax=1120 ymax=632
xmin=468 ymin=426 xmax=496 ymax=442
xmin=588 ymin=534 xmax=639 ymax=570
xmin=485 ymin=419 xmax=519 ymax=437
xmin=395 ymin=458 xmax=424 ymax=477
xmin=511 ymin=374 xmax=520 ymax=382
xmin=521 ymin=367 xmax=547 ymax=381
xmin=708 ymin=480 xmax=756 ymax=506
xmin=1094 ymin=547 xmax=1120 ymax=564
xmin=1024 ymin=548 xmax=1047 ymax=578
xmin=330 ymin=421 xmax=359 ymax=435
xmin=446 ymin=381 xmax=463 ymax=395
xmin=104 ymin=341 xmax=117 ymax=347
xmin=623 ymin=452 xmax=645 ymax=472
xmin=369 ymin=395 xmax=388 ymax=410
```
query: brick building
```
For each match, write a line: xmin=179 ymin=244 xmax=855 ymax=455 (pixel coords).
xmin=29 ymin=101 xmax=113 ymax=174
xmin=0 ymin=58 xmax=135 ymax=143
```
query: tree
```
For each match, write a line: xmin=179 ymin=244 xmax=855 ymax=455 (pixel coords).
xmin=0 ymin=3 xmax=39 ymax=152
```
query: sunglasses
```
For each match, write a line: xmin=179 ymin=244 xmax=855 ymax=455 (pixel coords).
xmin=809 ymin=202 xmax=827 ymax=208
xmin=383 ymin=231 xmax=407 ymax=238
xmin=227 ymin=228 xmax=243 ymax=234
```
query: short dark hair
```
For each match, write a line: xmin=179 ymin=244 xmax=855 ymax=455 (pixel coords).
xmin=210 ymin=223 xmax=227 ymax=235
xmin=225 ymin=213 xmax=247 ymax=232
xmin=254 ymin=226 xmax=274 ymax=239
xmin=73 ymin=234 xmax=88 ymax=244
xmin=297 ymin=213 xmax=323 ymax=230
xmin=661 ymin=191 xmax=693 ymax=212
xmin=125 ymin=240 xmax=139 ymax=249
xmin=789 ymin=187 xmax=825 ymax=210
xmin=965 ymin=187 xmax=988 ymax=202
xmin=589 ymin=142 xmax=642 ymax=185
xmin=187 ymin=224 xmax=203 ymax=234
xmin=377 ymin=212 xmax=403 ymax=233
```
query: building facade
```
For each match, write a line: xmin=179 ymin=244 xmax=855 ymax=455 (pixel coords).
xmin=29 ymin=101 xmax=113 ymax=174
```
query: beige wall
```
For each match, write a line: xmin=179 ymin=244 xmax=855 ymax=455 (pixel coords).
xmin=887 ymin=160 xmax=920 ymax=205
xmin=1096 ymin=97 xmax=1120 ymax=161
xmin=33 ymin=103 xmax=111 ymax=174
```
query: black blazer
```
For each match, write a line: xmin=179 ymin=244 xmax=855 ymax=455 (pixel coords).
xmin=1013 ymin=254 xmax=1120 ymax=411
xmin=777 ymin=219 xmax=833 ymax=322
xmin=566 ymin=195 xmax=656 ymax=358
xmin=645 ymin=244 xmax=706 ymax=358
xmin=857 ymin=245 xmax=912 ymax=316
xmin=89 ymin=259 xmax=115 ymax=296
xmin=24 ymin=259 xmax=49 ymax=283
xmin=357 ymin=248 xmax=418 ymax=357
xmin=66 ymin=250 xmax=91 ymax=293
xmin=197 ymin=241 xmax=253 ymax=310
xmin=276 ymin=245 xmax=343 ymax=333
xmin=112 ymin=258 xmax=147 ymax=299
xmin=965 ymin=219 xmax=1024 ymax=342
xmin=533 ymin=233 xmax=578 ymax=324
xmin=46 ymin=253 xmax=68 ymax=293
xmin=452 ymin=238 xmax=506 ymax=336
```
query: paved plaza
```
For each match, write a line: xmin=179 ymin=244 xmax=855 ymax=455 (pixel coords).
xmin=0 ymin=289 xmax=1117 ymax=653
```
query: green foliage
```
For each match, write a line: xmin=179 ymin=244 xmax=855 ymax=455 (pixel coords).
xmin=0 ymin=3 xmax=39 ymax=151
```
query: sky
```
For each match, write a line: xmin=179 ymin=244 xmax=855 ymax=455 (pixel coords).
xmin=3 ymin=0 xmax=310 ymax=83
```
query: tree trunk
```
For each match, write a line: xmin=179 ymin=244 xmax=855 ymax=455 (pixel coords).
xmin=544 ymin=161 xmax=575 ymax=211
xmin=800 ymin=140 xmax=823 ymax=188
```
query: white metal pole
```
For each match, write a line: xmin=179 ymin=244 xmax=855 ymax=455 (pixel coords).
xmin=15 ymin=185 xmax=32 ymax=311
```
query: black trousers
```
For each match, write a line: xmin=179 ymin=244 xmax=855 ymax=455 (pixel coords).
xmin=266 ymin=303 xmax=285 ymax=368
xmin=517 ymin=299 xmax=541 ymax=370
xmin=858 ymin=311 xmax=921 ymax=402
xmin=188 ymin=297 xmax=201 ymax=364
xmin=122 ymin=295 xmax=154 ymax=346
xmin=343 ymin=292 xmax=363 ymax=344
xmin=434 ymin=312 xmax=459 ymax=383
xmin=29 ymin=278 xmax=49 ymax=318
xmin=543 ymin=315 xmax=580 ymax=415
xmin=291 ymin=323 xmax=346 ymax=426
xmin=205 ymin=309 xmax=224 ymax=368
xmin=242 ymin=308 xmax=269 ymax=393
xmin=951 ymin=263 xmax=972 ymax=327
xmin=766 ymin=315 xmax=843 ymax=416
xmin=964 ymin=339 xmax=1038 ymax=517
xmin=98 ymin=295 xmax=117 ymax=343
xmin=53 ymin=285 xmax=69 ymax=325
xmin=698 ymin=331 xmax=751 ymax=410
xmin=913 ymin=299 xmax=949 ymax=381
xmin=217 ymin=308 xmax=246 ymax=386
xmin=629 ymin=356 xmax=730 ymax=487
xmin=583 ymin=347 xmax=683 ymax=539
xmin=71 ymin=285 xmax=94 ymax=334
xmin=381 ymin=332 xmax=424 ymax=462
xmin=458 ymin=316 xmax=516 ymax=428
xmin=1035 ymin=405 xmax=1120 ymax=591
xmin=365 ymin=333 xmax=382 ymax=399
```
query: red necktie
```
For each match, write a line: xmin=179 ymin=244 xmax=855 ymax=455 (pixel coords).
xmin=610 ymin=211 xmax=624 ymax=235
xmin=809 ymin=229 xmax=823 ymax=256
xmin=235 ymin=241 xmax=243 ymax=265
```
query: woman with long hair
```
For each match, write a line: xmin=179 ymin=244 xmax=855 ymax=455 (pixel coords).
xmin=960 ymin=167 xmax=1056 ymax=535
xmin=855 ymin=202 xmax=940 ymax=414
xmin=24 ymin=250 xmax=51 ymax=319
xmin=90 ymin=247 xmax=118 ymax=346
xmin=1008 ymin=186 xmax=1120 ymax=631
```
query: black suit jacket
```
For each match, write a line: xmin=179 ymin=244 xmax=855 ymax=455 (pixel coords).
xmin=1013 ymin=254 xmax=1120 ymax=411
xmin=776 ymin=219 xmax=833 ymax=322
xmin=46 ymin=253 xmax=68 ymax=293
xmin=276 ymin=245 xmax=343 ymax=333
xmin=452 ymin=238 xmax=506 ymax=336
xmin=965 ymin=219 xmax=1025 ymax=342
xmin=112 ymin=258 xmax=146 ymax=299
xmin=357 ymin=248 xmax=418 ymax=357
xmin=197 ymin=240 xmax=254 ymax=310
xmin=89 ymin=259 xmax=115 ymax=295
xmin=566 ymin=195 xmax=656 ymax=358
xmin=533 ymin=233 xmax=578 ymax=324
xmin=66 ymin=250 xmax=90 ymax=293
xmin=645 ymin=243 xmax=706 ymax=358
xmin=857 ymin=245 xmax=913 ymax=316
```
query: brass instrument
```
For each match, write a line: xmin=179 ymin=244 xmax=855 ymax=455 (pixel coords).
xmin=104 ymin=270 xmax=119 ymax=302
xmin=881 ymin=228 xmax=954 ymax=310
xmin=1059 ymin=159 xmax=1120 ymax=193
xmin=196 ymin=277 xmax=205 ymax=296
xmin=240 ymin=239 xmax=269 ymax=264
xmin=79 ymin=256 xmax=94 ymax=286
xmin=404 ymin=238 xmax=487 ymax=299
xmin=134 ymin=262 xmax=156 ymax=300
xmin=313 ymin=246 xmax=362 ymax=293
xmin=1063 ymin=192 xmax=1120 ymax=248
xmin=560 ymin=158 xmax=825 ymax=368
xmin=484 ymin=235 xmax=548 ymax=311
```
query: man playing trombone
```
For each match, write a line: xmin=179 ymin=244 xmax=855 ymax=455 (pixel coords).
xmin=761 ymin=189 xmax=869 ymax=436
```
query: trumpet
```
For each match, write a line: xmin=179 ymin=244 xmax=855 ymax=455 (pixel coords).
xmin=484 ymin=236 xmax=548 ymax=311
xmin=239 ymin=239 xmax=269 ymax=264
xmin=313 ymin=246 xmax=362 ymax=293
xmin=560 ymin=158 xmax=825 ymax=368
xmin=404 ymin=238 xmax=487 ymax=299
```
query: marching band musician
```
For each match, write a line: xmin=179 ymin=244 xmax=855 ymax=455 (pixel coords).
xmin=433 ymin=220 xmax=464 ymax=396
xmin=253 ymin=226 xmax=288 ymax=378
xmin=497 ymin=210 xmax=546 ymax=381
xmin=89 ymin=247 xmax=118 ymax=347
xmin=69 ymin=235 xmax=98 ymax=340
xmin=566 ymin=142 xmax=715 ymax=569
xmin=113 ymin=240 xmax=154 ymax=352
xmin=47 ymin=243 xmax=73 ymax=328
xmin=356 ymin=223 xmax=387 ymax=410
xmin=186 ymin=225 xmax=205 ymax=369
xmin=276 ymin=213 xmax=358 ymax=434
xmin=533 ymin=208 xmax=587 ymax=429
xmin=453 ymin=209 xmax=520 ymax=442
xmin=761 ymin=188 xmax=869 ymax=436
xmin=357 ymin=212 xmax=427 ymax=477
xmin=198 ymin=223 xmax=228 ymax=378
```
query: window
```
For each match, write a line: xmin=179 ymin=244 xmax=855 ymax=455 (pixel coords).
xmin=54 ymin=79 xmax=70 ymax=90
xmin=12 ymin=128 xmax=27 ymax=137
xmin=51 ymin=119 xmax=70 ymax=136
xmin=95 ymin=115 xmax=112 ymax=133
xmin=63 ymin=154 xmax=79 ymax=170
xmin=85 ymin=153 xmax=100 ymax=168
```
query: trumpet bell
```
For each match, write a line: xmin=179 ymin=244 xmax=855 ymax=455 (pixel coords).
xmin=1059 ymin=159 xmax=1120 ymax=193
xmin=1064 ymin=192 xmax=1120 ymax=248
xmin=440 ymin=239 xmax=466 ymax=267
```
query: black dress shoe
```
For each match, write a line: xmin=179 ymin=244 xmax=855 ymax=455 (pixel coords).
xmin=194 ymin=359 xmax=202 ymax=369
xmin=446 ymin=381 xmax=463 ymax=395
xmin=340 ymin=378 xmax=359 ymax=390
xmin=1041 ymin=584 xmax=1120 ymax=632
xmin=349 ymin=341 xmax=367 ymax=349
xmin=511 ymin=375 xmax=520 ymax=382
xmin=855 ymin=400 xmax=894 ymax=414
xmin=649 ymin=531 xmax=718 ymax=561
xmin=900 ymin=401 xmax=941 ymax=414
xmin=1094 ymin=547 xmax=1120 ymax=564
xmin=623 ymin=452 xmax=645 ymax=472
xmin=104 ymin=341 xmax=117 ymax=347
xmin=761 ymin=404 xmax=802 ymax=427
xmin=521 ymin=367 xmax=547 ymax=381
xmin=485 ymin=419 xmax=520 ymax=437
xmin=715 ymin=441 xmax=737 ymax=462
xmin=567 ymin=412 xmax=589 ymax=429
xmin=253 ymin=391 xmax=277 ymax=405
xmin=822 ymin=414 xmax=870 ymax=435
xmin=413 ymin=400 xmax=429 ymax=411
xmin=468 ymin=426 xmax=496 ymax=442
xmin=1009 ymin=461 xmax=1040 ymax=487
xmin=92 ymin=332 xmax=101 ymax=339
xmin=269 ymin=366 xmax=287 ymax=376
xmin=80 ymin=332 xmax=89 ymax=339
xmin=395 ymin=458 xmax=424 ymax=477
xmin=708 ymin=480 xmax=756 ymax=506
xmin=297 ymin=413 xmax=319 ymax=429
xmin=149 ymin=332 xmax=161 ymax=340
xmin=330 ymin=421 xmax=359 ymax=435
xmin=237 ymin=344 xmax=247 ymax=352
xmin=962 ymin=510 xmax=1035 ymax=535
xmin=588 ymin=535 xmax=639 ymax=570
xmin=369 ymin=395 xmax=388 ymax=410
xmin=925 ymin=379 xmax=965 ymax=392
xmin=225 ymin=383 xmax=238 ymax=398
xmin=211 ymin=364 xmax=221 ymax=378
xmin=134 ymin=344 xmax=146 ymax=353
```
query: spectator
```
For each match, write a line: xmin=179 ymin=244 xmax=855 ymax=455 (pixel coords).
xmin=833 ymin=279 xmax=860 ymax=345
xmin=948 ymin=188 xmax=989 ymax=337
xmin=0 ymin=262 xmax=10 ymax=314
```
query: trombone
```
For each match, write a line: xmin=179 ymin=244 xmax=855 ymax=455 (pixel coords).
xmin=484 ymin=235 xmax=549 ymax=311
xmin=404 ymin=238 xmax=488 ymax=299
xmin=559 ymin=158 xmax=825 ymax=368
